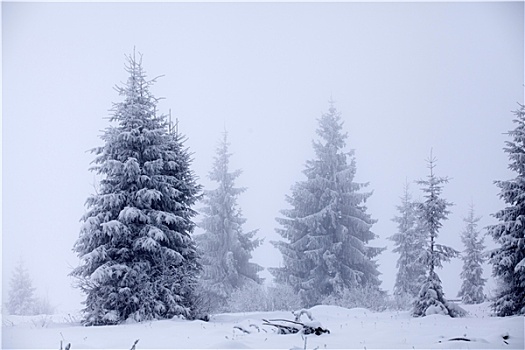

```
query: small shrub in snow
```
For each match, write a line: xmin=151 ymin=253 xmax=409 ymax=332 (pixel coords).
xmin=412 ymin=271 xmax=466 ymax=317
xmin=390 ymin=293 xmax=414 ymax=311
xmin=322 ymin=286 xmax=389 ymax=312
xmin=190 ymin=282 xmax=215 ymax=319
xmin=267 ymin=284 xmax=303 ymax=311
xmin=32 ymin=296 xmax=55 ymax=315
xmin=63 ymin=313 xmax=80 ymax=324
xmin=31 ymin=315 xmax=53 ymax=328
xmin=2 ymin=319 xmax=15 ymax=328
xmin=227 ymin=283 xmax=301 ymax=312
xmin=226 ymin=282 xmax=268 ymax=312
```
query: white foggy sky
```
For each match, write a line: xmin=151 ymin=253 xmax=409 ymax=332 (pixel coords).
xmin=2 ymin=1 xmax=524 ymax=311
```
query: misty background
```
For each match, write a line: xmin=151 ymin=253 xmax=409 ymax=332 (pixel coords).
xmin=3 ymin=1 xmax=524 ymax=312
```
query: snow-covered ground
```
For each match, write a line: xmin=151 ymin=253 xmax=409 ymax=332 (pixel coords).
xmin=2 ymin=303 xmax=523 ymax=349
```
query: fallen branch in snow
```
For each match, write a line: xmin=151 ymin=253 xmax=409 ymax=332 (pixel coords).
xmin=263 ymin=319 xmax=301 ymax=335
xmin=262 ymin=318 xmax=330 ymax=336
xmin=263 ymin=309 xmax=330 ymax=336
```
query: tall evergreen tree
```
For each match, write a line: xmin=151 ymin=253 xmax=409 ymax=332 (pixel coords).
xmin=6 ymin=260 xmax=36 ymax=315
xmin=196 ymin=132 xmax=263 ymax=311
xmin=389 ymin=182 xmax=427 ymax=304
xmin=457 ymin=205 xmax=486 ymax=304
xmin=487 ymin=103 xmax=525 ymax=316
xmin=71 ymin=52 xmax=201 ymax=325
xmin=412 ymin=153 xmax=464 ymax=317
xmin=271 ymin=101 xmax=383 ymax=307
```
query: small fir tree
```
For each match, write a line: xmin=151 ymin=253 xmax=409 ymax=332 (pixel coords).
xmin=71 ymin=52 xmax=201 ymax=325
xmin=487 ymin=103 xmax=525 ymax=316
xmin=271 ymin=100 xmax=384 ymax=307
xmin=6 ymin=260 xmax=36 ymax=315
xmin=457 ymin=205 xmax=486 ymax=304
xmin=412 ymin=153 xmax=464 ymax=317
xmin=196 ymin=132 xmax=263 ymax=312
xmin=389 ymin=181 xmax=427 ymax=305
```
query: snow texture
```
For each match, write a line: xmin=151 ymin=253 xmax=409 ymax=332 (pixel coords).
xmin=2 ymin=303 xmax=523 ymax=349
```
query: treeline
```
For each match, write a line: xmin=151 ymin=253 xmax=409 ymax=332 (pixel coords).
xmin=9 ymin=52 xmax=522 ymax=324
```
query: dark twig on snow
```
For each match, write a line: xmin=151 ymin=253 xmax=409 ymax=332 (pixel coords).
xmin=267 ymin=318 xmax=305 ymax=326
xmin=130 ymin=339 xmax=139 ymax=350
xmin=233 ymin=326 xmax=251 ymax=334
xmin=448 ymin=337 xmax=471 ymax=342
xmin=59 ymin=340 xmax=71 ymax=350
xmin=249 ymin=324 xmax=259 ymax=332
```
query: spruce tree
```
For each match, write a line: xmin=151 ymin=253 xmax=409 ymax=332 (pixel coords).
xmin=389 ymin=182 xmax=427 ymax=305
xmin=457 ymin=205 xmax=486 ymax=304
xmin=196 ymin=132 xmax=263 ymax=311
xmin=271 ymin=101 xmax=383 ymax=307
xmin=487 ymin=103 xmax=525 ymax=316
xmin=412 ymin=153 xmax=464 ymax=317
xmin=71 ymin=52 xmax=201 ymax=325
xmin=6 ymin=260 xmax=36 ymax=315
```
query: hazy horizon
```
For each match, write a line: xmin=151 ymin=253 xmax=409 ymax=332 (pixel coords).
xmin=3 ymin=1 xmax=524 ymax=312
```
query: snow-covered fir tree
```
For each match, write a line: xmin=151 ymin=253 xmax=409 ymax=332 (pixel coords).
xmin=271 ymin=101 xmax=384 ymax=307
xmin=457 ymin=205 xmax=486 ymax=304
xmin=71 ymin=52 xmax=201 ymax=325
xmin=412 ymin=153 xmax=464 ymax=317
xmin=389 ymin=182 xmax=427 ymax=306
xmin=487 ymin=103 xmax=525 ymax=316
xmin=195 ymin=132 xmax=263 ymax=312
xmin=6 ymin=260 xmax=36 ymax=315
